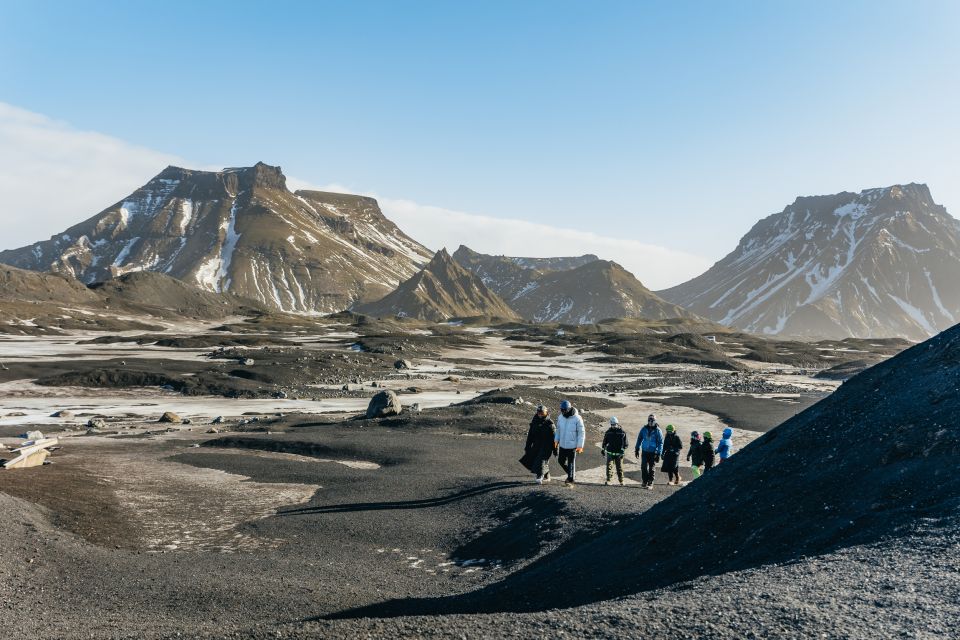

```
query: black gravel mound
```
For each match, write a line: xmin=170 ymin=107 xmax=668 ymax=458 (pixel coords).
xmin=331 ymin=324 xmax=960 ymax=618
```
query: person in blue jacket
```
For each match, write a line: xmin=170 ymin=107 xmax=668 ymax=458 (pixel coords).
xmin=716 ymin=427 xmax=734 ymax=463
xmin=633 ymin=414 xmax=663 ymax=489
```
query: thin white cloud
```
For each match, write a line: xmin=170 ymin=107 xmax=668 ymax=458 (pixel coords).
xmin=0 ymin=101 xmax=186 ymax=249
xmin=1 ymin=102 xmax=710 ymax=289
xmin=287 ymin=178 xmax=712 ymax=289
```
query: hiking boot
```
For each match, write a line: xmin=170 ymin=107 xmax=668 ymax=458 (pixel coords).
xmin=543 ymin=472 xmax=550 ymax=481
xmin=535 ymin=477 xmax=543 ymax=485
xmin=619 ymin=480 xmax=624 ymax=486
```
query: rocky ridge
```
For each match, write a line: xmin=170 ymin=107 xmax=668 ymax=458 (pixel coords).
xmin=659 ymin=183 xmax=960 ymax=340
xmin=0 ymin=163 xmax=432 ymax=313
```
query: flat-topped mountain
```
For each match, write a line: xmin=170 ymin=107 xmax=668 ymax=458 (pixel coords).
xmin=453 ymin=245 xmax=693 ymax=324
xmin=0 ymin=163 xmax=432 ymax=313
xmin=353 ymin=249 xmax=520 ymax=322
xmin=659 ymin=184 xmax=960 ymax=340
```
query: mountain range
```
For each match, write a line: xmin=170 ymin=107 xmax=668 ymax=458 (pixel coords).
xmin=451 ymin=245 xmax=692 ymax=324
xmin=2 ymin=165 xmax=959 ymax=339
xmin=659 ymin=184 xmax=960 ymax=341
xmin=0 ymin=163 xmax=431 ymax=314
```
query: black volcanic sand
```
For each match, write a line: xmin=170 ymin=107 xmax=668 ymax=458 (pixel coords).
xmin=0 ymin=420 xmax=666 ymax=639
xmin=10 ymin=347 xmax=404 ymax=399
xmin=503 ymin=326 xmax=910 ymax=374
xmin=638 ymin=392 xmax=826 ymax=432
xmin=327 ymin=324 xmax=960 ymax=625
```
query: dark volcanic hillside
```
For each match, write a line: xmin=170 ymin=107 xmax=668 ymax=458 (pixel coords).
xmin=659 ymin=183 xmax=960 ymax=340
xmin=353 ymin=249 xmax=520 ymax=322
xmin=334 ymin=320 xmax=960 ymax=618
xmin=0 ymin=163 xmax=432 ymax=313
xmin=453 ymin=246 xmax=695 ymax=324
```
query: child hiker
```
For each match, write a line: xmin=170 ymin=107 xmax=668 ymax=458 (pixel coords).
xmin=686 ymin=430 xmax=703 ymax=478
xmin=700 ymin=431 xmax=716 ymax=472
xmin=716 ymin=427 xmax=734 ymax=463
xmin=661 ymin=424 xmax=683 ymax=485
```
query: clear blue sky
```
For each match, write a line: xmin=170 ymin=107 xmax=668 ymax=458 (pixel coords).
xmin=2 ymin=0 xmax=958 ymax=262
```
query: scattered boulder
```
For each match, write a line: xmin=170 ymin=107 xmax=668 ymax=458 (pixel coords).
xmin=207 ymin=428 xmax=220 ymax=434
xmin=21 ymin=430 xmax=44 ymax=441
xmin=341 ymin=384 xmax=350 ymax=391
xmin=366 ymin=390 xmax=402 ymax=419
xmin=273 ymin=390 xmax=288 ymax=399
xmin=182 ymin=418 xmax=192 ymax=425
xmin=241 ymin=358 xmax=255 ymax=366
xmin=394 ymin=359 xmax=413 ymax=370
xmin=87 ymin=418 xmax=106 ymax=429
xmin=158 ymin=411 xmax=182 ymax=424
xmin=405 ymin=386 xmax=423 ymax=394
xmin=445 ymin=376 xmax=461 ymax=383
xmin=51 ymin=410 xmax=74 ymax=419
xmin=211 ymin=416 xmax=224 ymax=425
xmin=410 ymin=403 xmax=422 ymax=413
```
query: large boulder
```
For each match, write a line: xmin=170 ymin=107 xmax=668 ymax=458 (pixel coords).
xmin=394 ymin=359 xmax=413 ymax=370
xmin=366 ymin=390 xmax=402 ymax=419
xmin=158 ymin=411 xmax=182 ymax=424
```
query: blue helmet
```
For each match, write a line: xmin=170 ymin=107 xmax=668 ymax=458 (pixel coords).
xmin=559 ymin=400 xmax=572 ymax=411
xmin=723 ymin=428 xmax=733 ymax=439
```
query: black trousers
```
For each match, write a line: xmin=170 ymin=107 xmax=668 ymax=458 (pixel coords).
xmin=558 ymin=447 xmax=577 ymax=480
xmin=641 ymin=451 xmax=657 ymax=485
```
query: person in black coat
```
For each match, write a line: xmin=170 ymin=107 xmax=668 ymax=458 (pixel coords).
xmin=700 ymin=431 xmax=716 ymax=472
xmin=520 ymin=405 xmax=556 ymax=484
xmin=661 ymin=424 xmax=683 ymax=485
xmin=687 ymin=431 xmax=704 ymax=479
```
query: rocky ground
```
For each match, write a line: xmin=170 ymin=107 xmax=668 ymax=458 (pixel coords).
xmin=0 ymin=314 xmax=938 ymax=639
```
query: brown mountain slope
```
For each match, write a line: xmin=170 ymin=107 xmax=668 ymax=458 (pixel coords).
xmin=0 ymin=163 xmax=432 ymax=313
xmin=353 ymin=249 xmax=520 ymax=322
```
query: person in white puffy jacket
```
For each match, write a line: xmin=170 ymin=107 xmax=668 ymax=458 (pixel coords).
xmin=554 ymin=399 xmax=585 ymax=485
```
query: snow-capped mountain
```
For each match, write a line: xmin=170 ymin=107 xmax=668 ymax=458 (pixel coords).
xmin=0 ymin=163 xmax=432 ymax=313
xmin=453 ymin=245 xmax=693 ymax=324
xmin=659 ymin=184 xmax=960 ymax=340
xmin=451 ymin=245 xmax=599 ymax=301
xmin=354 ymin=249 xmax=519 ymax=322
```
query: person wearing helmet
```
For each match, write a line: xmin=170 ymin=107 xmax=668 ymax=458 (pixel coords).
xmin=661 ymin=424 xmax=683 ymax=485
xmin=687 ymin=430 xmax=704 ymax=478
xmin=634 ymin=414 xmax=664 ymax=489
xmin=601 ymin=416 xmax=628 ymax=486
xmin=716 ymin=427 xmax=734 ymax=463
xmin=520 ymin=405 xmax=556 ymax=484
xmin=554 ymin=399 xmax=585 ymax=485
xmin=700 ymin=431 xmax=716 ymax=472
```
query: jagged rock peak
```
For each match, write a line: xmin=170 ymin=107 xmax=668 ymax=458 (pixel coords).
xmin=151 ymin=162 xmax=287 ymax=197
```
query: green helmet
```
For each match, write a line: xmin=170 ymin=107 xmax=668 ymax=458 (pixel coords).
xmin=666 ymin=424 xmax=675 ymax=432
xmin=703 ymin=431 xmax=712 ymax=440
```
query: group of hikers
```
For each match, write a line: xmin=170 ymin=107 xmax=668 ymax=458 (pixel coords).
xmin=520 ymin=400 xmax=735 ymax=487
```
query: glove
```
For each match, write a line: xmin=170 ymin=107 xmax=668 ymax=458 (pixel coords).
xmin=575 ymin=448 xmax=584 ymax=454
xmin=634 ymin=449 xmax=640 ymax=459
